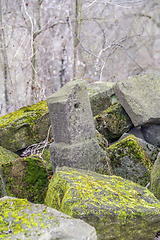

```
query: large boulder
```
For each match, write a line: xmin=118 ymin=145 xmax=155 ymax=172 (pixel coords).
xmin=0 ymin=101 xmax=51 ymax=152
xmin=94 ymin=102 xmax=133 ymax=142
xmin=0 ymin=196 xmax=97 ymax=240
xmin=150 ymin=152 xmax=160 ymax=200
xmin=107 ymin=135 xmax=153 ymax=186
xmin=1 ymin=156 xmax=49 ymax=203
xmin=114 ymin=71 xmax=160 ymax=126
xmin=45 ymin=166 xmax=160 ymax=240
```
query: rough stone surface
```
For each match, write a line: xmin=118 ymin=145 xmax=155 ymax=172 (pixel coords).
xmin=141 ymin=124 xmax=160 ymax=147
xmin=127 ymin=126 xmax=145 ymax=140
xmin=47 ymin=79 xmax=108 ymax=173
xmin=150 ymin=152 xmax=160 ymax=200
xmin=120 ymin=133 xmax=160 ymax=164
xmin=94 ymin=102 xmax=133 ymax=142
xmin=87 ymin=81 xmax=116 ymax=116
xmin=0 ymin=101 xmax=51 ymax=152
xmin=107 ymin=135 xmax=153 ymax=186
xmin=1 ymin=156 xmax=49 ymax=203
xmin=0 ymin=196 xmax=97 ymax=240
xmin=114 ymin=72 xmax=160 ymax=126
xmin=0 ymin=146 xmax=19 ymax=164
xmin=45 ymin=166 xmax=160 ymax=240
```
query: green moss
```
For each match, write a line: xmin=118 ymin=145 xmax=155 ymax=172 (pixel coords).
xmin=0 ymin=146 xmax=19 ymax=165
xmin=107 ymin=135 xmax=153 ymax=186
xmin=0 ymin=101 xmax=51 ymax=152
xmin=1 ymin=156 xmax=49 ymax=204
xmin=108 ymin=135 xmax=152 ymax=170
xmin=94 ymin=102 xmax=133 ymax=142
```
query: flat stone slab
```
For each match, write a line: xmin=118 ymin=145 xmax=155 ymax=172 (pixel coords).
xmin=0 ymin=196 xmax=97 ymax=240
xmin=114 ymin=72 xmax=160 ymax=126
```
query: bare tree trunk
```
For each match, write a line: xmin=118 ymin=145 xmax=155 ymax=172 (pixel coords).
xmin=0 ymin=0 xmax=10 ymax=113
xmin=31 ymin=39 xmax=36 ymax=104
xmin=31 ymin=0 xmax=43 ymax=104
xmin=73 ymin=0 xmax=79 ymax=80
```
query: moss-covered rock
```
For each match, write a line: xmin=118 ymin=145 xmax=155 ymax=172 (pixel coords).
xmin=94 ymin=102 xmax=133 ymax=142
xmin=0 ymin=196 xmax=96 ymax=239
xmin=0 ymin=146 xmax=19 ymax=198
xmin=107 ymin=135 xmax=153 ymax=186
xmin=0 ymin=101 xmax=51 ymax=152
xmin=1 ymin=156 xmax=49 ymax=204
xmin=150 ymin=152 xmax=160 ymax=200
xmin=0 ymin=146 xmax=19 ymax=164
xmin=45 ymin=166 xmax=160 ymax=240
xmin=87 ymin=82 xmax=116 ymax=116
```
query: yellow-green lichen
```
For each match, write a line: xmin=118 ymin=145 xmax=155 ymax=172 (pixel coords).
xmin=0 ymin=101 xmax=48 ymax=128
xmin=45 ymin=172 xmax=73 ymax=216
xmin=107 ymin=135 xmax=153 ymax=186
xmin=44 ymin=166 xmax=160 ymax=240
xmin=0 ymin=101 xmax=51 ymax=152
xmin=0 ymin=197 xmax=59 ymax=239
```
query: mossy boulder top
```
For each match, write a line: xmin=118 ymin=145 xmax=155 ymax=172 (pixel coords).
xmin=0 ymin=196 xmax=96 ymax=240
xmin=45 ymin=166 xmax=160 ymax=240
xmin=0 ymin=101 xmax=51 ymax=152
xmin=107 ymin=135 xmax=153 ymax=186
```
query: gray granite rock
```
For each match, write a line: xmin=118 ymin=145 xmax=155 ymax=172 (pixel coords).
xmin=0 ymin=196 xmax=97 ymax=240
xmin=141 ymin=124 xmax=160 ymax=147
xmin=47 ymin=79 xmax=108 ymax=173
xmin=114 ymin=72 xmax=160 ymax=126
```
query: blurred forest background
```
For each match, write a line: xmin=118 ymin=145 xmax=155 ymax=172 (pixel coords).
xmin=0 ymin=0 xmax=160 ymax=116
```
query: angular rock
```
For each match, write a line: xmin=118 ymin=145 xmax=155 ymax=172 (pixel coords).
xmin=127 ymin=126 xmax=145 ymax=140
xmin=94 ymin=102 xmax=133 ymax=142
xmin=87 ymin=81 xmax=116 ymax=116
xmin=45 ymin=166 xmax=160 ymax=240
xmin=47 ymin=79 xmax=108 ymax=173
xmin=1 ymin=156 xmax=49 ymax=203
xmin=107 ymin=135 xmax=153 ymax=186
xmin=0 ymin=196 xmax=97 ymax=240
xmin=141 ymin=124 xmax=160 ymax=147
xmin=0 ymin=101 xmax=51 ymax=152
xmin=150 ymin=152 xmax=160 ymax=200
xmin=120 ymin=133 xmax=160 ymax=164
xmin=114 ymin=72 xmax=160 ymax=126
